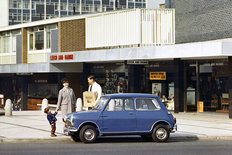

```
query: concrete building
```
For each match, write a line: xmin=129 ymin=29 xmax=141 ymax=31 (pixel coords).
xmin=1 ymin=2 xmax=232 ymax=118
xmin=170 ymin=0 xmax=232 ymax=44
xmin=0 ymin=0 xmax=166 ymax=27
xmin=0 ymin=8 xmax=175 ymax=111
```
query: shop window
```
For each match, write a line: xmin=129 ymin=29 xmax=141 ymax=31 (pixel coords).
xmin=28 ymin=83 xmax=58 ymax=99
xmin=136 ymin=98 xmax=161 ymax=111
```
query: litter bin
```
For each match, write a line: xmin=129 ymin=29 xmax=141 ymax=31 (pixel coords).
xmin=197 ymin=101 xmax=204 ymax=112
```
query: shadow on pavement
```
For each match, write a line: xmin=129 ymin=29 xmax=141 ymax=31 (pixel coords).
xmin=72 ymin=136 xmax=200 ymax=144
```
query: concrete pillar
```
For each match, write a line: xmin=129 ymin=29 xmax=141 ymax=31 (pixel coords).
xmin=174 ymin=59 xmax=185 ymax=113
xmin=128 ymin=65 xmax=142 ymax=93
xmin=80 ymin=63 xmax=91 ymax=98
xmin=4 ymin=99 xmax=12 ymax=116
xmin=21 ymin=76 xmax=28 ymax=110
xmin=42 ymin=98 xmax=48 ymax=114
xmin=76 ymin=98 xmax=83 ymax=111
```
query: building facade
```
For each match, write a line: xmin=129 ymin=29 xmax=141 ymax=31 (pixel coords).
xmin=0 ymin=8 xmax=175 ymax=111
xmin=0 ymin=0 xmax=163 ymax=27
xmin=170 ymin=0 xmax=232 ymax=44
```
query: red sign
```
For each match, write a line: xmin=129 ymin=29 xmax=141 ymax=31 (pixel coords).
xmin=50 ymin=54 xmax=74 ymax=62
xmin=50 ymin=55 xmax=57 ymax=60
xmin=58 ymin=55 xmax=64 ymax=60
xmin=65 ymin=54 xmax=73 ymax=60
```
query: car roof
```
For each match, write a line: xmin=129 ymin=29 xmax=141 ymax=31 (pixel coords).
xmin=103 ymin=93 xmax=158 ymax=98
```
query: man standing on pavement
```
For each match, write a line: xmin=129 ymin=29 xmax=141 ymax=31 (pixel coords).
xmin=88 ymin=75 xmax=102 ymax=108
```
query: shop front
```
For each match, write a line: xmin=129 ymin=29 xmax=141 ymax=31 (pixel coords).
xmin=184 ymin=59 xmax=232 ymax=113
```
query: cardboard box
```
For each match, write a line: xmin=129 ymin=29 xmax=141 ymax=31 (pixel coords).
xmin=83 ymin=91 xmax=97 ymax=107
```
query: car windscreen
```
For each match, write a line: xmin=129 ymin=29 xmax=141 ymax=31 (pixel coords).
xmin=94 ymin=96 xmax=109 ymax=110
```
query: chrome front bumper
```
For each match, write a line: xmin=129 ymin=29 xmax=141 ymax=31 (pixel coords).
xmin=171 ymin=124 xmax=177 ymax=133
xmin=67 ymin=127 xmax=78 ymax=132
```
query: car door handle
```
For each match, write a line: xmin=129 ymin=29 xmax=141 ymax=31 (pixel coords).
xmin=129 ymin=112 xmax=134 ymax=115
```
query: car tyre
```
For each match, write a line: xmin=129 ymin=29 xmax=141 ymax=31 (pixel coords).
xmin=79 ymin=125 xmax=97 ymax=143
xmin=152 ymin=124 xmax=170 ymax=143
xmin=70 ymin=132 xmax=80 ymax=142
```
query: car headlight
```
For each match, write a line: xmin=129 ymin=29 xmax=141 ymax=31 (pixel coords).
xmin=70 ymin=115 xmax=74 ymax=125
xmin=64 ymin=115 xmax=68 ymax=122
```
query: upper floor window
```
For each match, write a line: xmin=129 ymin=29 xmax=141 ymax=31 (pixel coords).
xmin=28 ymin=24 xmax=57 ymax=51
xmin=0 ymin=30 xmax=20 ymax=54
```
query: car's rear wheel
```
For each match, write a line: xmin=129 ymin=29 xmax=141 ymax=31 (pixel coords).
xmin=79 ymin=125 xmax=97 ymax=143
xmin=70 ymin=132 xmax=80 ymax=142
xmin=152 ymin=124 xmax=170 ymax=142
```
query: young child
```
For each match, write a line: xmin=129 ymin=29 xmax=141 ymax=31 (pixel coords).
xmin=44 ymin=107 xmax=58 ymax=137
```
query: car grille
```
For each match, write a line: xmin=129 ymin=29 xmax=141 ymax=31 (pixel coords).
xmin=65 ymin=119 xmax=73 ymax=128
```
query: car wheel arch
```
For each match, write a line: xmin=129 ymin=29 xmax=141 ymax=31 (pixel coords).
xmin=78 ymin=122 xmax=99 ymax=133
xmin=151 ymin=121 xmax=171 ymax=131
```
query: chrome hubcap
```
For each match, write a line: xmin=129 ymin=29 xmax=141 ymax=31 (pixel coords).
xmin=156 ymin=128 xmax=167 ymax=140
xmin=84 ymin=129 xmax=95 ymax=141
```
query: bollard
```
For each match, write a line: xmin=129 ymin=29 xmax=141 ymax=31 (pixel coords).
xmin=4 ymin=99 xmax=12 ymax=116
xmin=42 ymin=98 xmax=48 ymax=114
xmin=76 ymin=98 xmax=83 ymax=112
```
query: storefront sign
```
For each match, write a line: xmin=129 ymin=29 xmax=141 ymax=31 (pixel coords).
xmin=150 ymin=72 xmax=166 ymax=80
xmin=127 ymin=60 xmax=149 ymax=65
xmin=49 ymin=52 xmax=77 ymax=63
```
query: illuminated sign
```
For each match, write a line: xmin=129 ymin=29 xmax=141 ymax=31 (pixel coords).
xmin=150 ymin=72 xmax=166 ymax=80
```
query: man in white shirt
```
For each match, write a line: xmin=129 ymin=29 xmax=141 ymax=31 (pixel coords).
xmin=88 ymin=75 xmax=102 ymax=108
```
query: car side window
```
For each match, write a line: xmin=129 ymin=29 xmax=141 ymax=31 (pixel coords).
xmin=124 ymin=98 xmax=134 ymax=111
xmin=136 ymin=98 xmax=161 ymax=111
xmin=104 ymin=98 xmax=134 ymax=111
xmin=105 ymin=99 xmax=123 ymax=111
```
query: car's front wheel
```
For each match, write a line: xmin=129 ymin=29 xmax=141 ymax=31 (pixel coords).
xmin=79 ymin=125 xmax=97 ymax=143
xmin=152 ymin=124 xmax=170 ymax=142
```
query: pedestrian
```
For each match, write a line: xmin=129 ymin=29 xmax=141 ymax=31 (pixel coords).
xmin=44 ymin=107 xmax=58 ymax=137
xmin=88 ymin=75 xmax=102 ymax=108
xmin=56 ymin=78 xmax=76 ymax=122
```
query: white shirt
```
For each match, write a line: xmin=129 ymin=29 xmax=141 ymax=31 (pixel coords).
xmin=88 ymin=82 xmax=102 ymax=102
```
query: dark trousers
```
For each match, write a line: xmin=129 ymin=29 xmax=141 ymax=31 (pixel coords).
xmin=51 ymin=123 xmax=56 ymax=135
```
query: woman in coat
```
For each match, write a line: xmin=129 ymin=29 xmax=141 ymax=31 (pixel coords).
xmin=56 ymin=78 xmax=76 ymax=122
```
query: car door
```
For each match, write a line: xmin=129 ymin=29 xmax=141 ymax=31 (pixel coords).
xmin=100 ymin=98 xmax=136 ymax=133
xmin=135 ymin=98 xmax=164 ymax=132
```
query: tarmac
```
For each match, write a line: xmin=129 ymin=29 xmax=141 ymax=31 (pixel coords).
xmin=1 ymin=109 xmax=232 ymax=143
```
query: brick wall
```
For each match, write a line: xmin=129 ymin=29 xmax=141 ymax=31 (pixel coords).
xmin=58 ymin=19 xmax=85 ymax=52
xmin=171 ymin=0 xmax=232 ymax=43
xmin=21 ymin=28 xmax=27 ymax=63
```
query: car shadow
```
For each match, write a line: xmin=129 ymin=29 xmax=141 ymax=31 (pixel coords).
xmin=89 ymin=135 xmax=199 ymax=144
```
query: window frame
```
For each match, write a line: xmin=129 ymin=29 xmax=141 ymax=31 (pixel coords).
xmin=135 ymin=97 xmax=161 ymax=111
xmin=104 ymin=97 xmax=135 ymax=112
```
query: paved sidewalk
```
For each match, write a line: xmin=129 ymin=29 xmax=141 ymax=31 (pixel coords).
xmin=173 ymin=112 xmax=232 ymax=140
xmin=0 ymin=110 xmax=232 ymax=143
xmin=0 ymin=110 xmax=71 ymax=143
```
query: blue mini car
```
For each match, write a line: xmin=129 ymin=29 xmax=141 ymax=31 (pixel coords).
xmin=64 ymin=94 xmax=177 ymax=143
